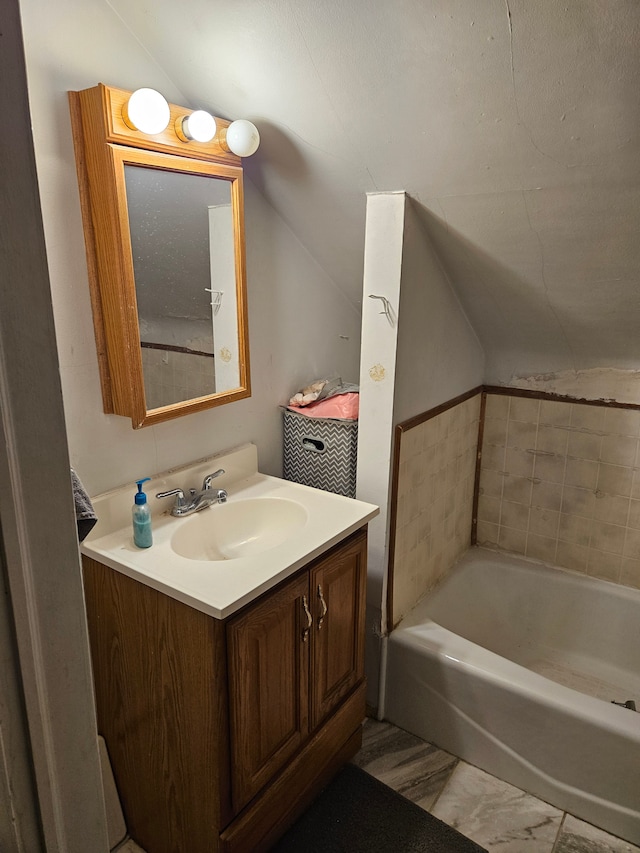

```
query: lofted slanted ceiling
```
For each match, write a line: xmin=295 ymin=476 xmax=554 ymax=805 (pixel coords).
xmin=109 ymin=0 xmax=640 ymax=386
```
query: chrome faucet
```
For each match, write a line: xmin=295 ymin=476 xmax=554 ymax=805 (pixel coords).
xmin=156 ymin=468 xmax=228 ymax=516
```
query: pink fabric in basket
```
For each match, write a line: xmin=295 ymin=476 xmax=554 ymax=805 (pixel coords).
xmin=287 ymin=392 xmax=359 ymax=420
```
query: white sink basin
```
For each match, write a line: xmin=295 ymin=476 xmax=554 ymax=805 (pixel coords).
xmin=81 ymin=443 xmax=379 ymax=618
xmin=170 ymin=497 xmax=308 ymax=561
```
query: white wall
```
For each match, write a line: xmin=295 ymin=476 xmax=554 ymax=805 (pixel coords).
xmin=19 ymin=0 xmax=360 ymax=498
xmin=358 ymin=192 xmax=484 ymax=614
xmin=356 ymin=192 xmax=405 ymax=710
xmin=393 ymin=199 xmax=485 ymax=423
xmin=357 ymin=193 xmax=406 ymax=607
xmin=357 ymin=191 xmax=485 ymax=711
xmin=2 ymin=1 xmax=109 ymax=847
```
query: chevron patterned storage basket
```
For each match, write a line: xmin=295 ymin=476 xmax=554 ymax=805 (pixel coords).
xmin=282 ymin=409 xmax=358 ymax=498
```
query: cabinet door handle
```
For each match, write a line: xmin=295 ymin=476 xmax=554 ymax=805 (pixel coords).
xmin=302 ymin=595 xmax=313 ymax=642
xmin=317 ymin=585 xmax=328 ymax=631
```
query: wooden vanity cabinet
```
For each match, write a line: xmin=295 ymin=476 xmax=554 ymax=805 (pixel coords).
xmin=309 ymin=541 xmax=367 ymax=728
xmin=227 ymin=530 xmax=367 ymax=814
xmin=82 ymin=527 xmax=367 ymax=853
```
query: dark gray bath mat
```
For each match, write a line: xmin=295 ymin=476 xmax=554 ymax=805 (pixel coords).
xmin=271 ymin=762 xmax=487 ymax=852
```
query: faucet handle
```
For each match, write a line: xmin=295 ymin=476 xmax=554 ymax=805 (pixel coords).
xmin=156 ymin=487 xmax=186 ymax=508
xmin=202 ymin=469 xmax=225 ymax=491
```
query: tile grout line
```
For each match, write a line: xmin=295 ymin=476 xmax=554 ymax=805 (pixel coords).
xmin=427 ymin=757 xmax=460 ymax=815
xmin=621 ymin=431 xmax=640 ymax=586
xmin=548 ymin=407 xmax=566 ymax=565
xmin=549 ymin=811 xmax=568 ymax=853
xmin=496 ymin=396 xmax=509 ymax=542
xmin=553 ymin=404 xmax=572 ymax=568
xmin=526 ymin=399 xmax=540 ymax=561
xmin=585 ymin=419 xmax=605 ymax=577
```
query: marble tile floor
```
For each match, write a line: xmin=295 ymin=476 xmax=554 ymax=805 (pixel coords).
xmin=353 ymin=718 xmax=640 ymax=853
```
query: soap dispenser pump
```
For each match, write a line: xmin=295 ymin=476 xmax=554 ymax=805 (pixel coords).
xmin=133 ymin=477 xmax=153 ymax=548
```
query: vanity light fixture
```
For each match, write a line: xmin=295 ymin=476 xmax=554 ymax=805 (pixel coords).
xmin=176 ymin=110 xmax=217 ymax=143
xmin=221 ymin=119 xmax=261 ymax=157
xmin=120 ymin=86 xmax=259 ymax=156
xmin=122 ymin=88 xmax=171 ymax=135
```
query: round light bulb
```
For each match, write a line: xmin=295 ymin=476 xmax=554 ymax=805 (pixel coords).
xmin=181 ymin=110 xmax=217 ymax=143
xmin=225 ymin=119 xmax=260 ymax=157
xmin=123 ymin=88 xmax=170 ymax=135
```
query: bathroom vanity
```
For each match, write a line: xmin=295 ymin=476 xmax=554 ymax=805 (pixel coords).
xmin=80 ymin=445 xmax=378 ymax=852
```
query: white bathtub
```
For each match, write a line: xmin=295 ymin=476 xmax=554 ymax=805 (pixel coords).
xmin=385 ymin=547 xmax=640 ymax=844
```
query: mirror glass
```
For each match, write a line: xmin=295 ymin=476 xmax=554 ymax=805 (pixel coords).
xmin=124 ymin=165 xmax=241 ymax=410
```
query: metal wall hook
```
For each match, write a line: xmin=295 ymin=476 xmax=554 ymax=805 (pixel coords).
xmin=368 ymin=294 xmax=395 ymax=326
xmin=205 ymin=288 xmax=224 ymax=316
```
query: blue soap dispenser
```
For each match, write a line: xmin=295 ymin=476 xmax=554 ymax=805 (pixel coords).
xmin=133 ymin=477 xmax=153 ymax=548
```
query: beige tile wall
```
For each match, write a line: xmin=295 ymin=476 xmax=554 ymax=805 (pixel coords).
xmin=393 ymin=393 xmax=481 ymax=624
xmin=141 ymin=347 xmax=215 ymax=409
xmin=478 ymin=393 xmax=640 ymax=589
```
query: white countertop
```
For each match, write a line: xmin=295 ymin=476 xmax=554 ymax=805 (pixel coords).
xmin=81 ymin=444 xmax=379 ymax=619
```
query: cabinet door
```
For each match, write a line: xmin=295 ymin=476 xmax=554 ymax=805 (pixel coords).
xmin=227 ymin=572 xmax=310 ymax=813
xmin=310 ymin=531 xmax=367 ymax=731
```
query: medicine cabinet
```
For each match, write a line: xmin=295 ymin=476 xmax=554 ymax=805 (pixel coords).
xmin=69 ymin=84 xmax=251 ymax=428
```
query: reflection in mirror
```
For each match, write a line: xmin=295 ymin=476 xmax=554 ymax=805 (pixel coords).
xmin=125 ymin=165 xmax=240 ymax=409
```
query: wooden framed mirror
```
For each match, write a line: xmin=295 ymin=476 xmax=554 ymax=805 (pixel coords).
xmin=69 ymin=84 xmax=251 ymax=428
